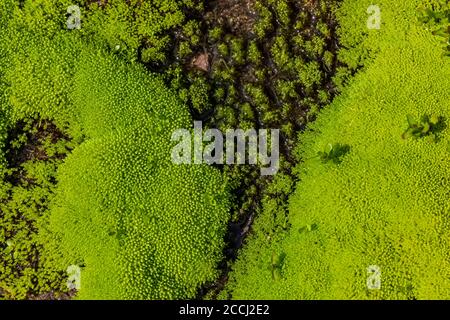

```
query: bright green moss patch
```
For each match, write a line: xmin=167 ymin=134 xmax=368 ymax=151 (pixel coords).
xmin=48 ymin=51 xmax=231 ymax=299
xmin=0 ymin=0 xmax=231 ymax=299
xmin=223 ymin=0 xmax=450 ymax=299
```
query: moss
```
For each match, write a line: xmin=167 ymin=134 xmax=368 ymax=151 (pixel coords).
xmin=230 ymin=38 xmax=245 ymax=65
xmin=418 ymin=0 xmax=450 ymax=56
xmin=0 ymin=119 xmax=73 ymax=299
xmin=209 ymin=26 xmax=223 ymax=42
xmin=0 ymin=0 xmax=379 ymax=300
xmin=254 ymin=4 xmax=273 ymax=39
xmin=82 ymin=0 xmax=194 ymax=63
xmin=189 ymin=78 xmax=211 ymax=114
xmin=0 ymin=0 xmax=232 ymax=299
xmin=271 ymin=35 xmax=291 ymax=71
xmin=224 ymin=0 xmax=450 ymax=299
xmin=54 ymin=50 xmax=231 ymax=299
xmin=178 ymin=41 xmax=193 ymax=59
xmin=218 ymin=43 xmax=229 ymax=57
xmin=247 ymin=41 xmax=262 ymax=65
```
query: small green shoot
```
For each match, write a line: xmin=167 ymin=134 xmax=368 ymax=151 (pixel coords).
xmin=402 ymin=114 xmax=442 ymax=140
xmin=270 ymin=252 xmax=286 ymax=281
xmin=317 ymin=143 xmax=351 ymax=164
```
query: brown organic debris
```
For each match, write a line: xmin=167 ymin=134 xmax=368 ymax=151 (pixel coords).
xmin=207 ymin=0 xmax=257 ymax=35
xmin=191 ymin=52 xmax=210 ymax=72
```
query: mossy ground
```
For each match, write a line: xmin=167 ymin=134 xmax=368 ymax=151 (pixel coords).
xmin=1 ymin=0 xmax=349 ymax=299
xmin=155 ymin=0 xmax=352 ymax=297
xmin=222 ymin=0 xmax=450 ymax=300
xmin=1 ymin=0 xmax=449 ymax=299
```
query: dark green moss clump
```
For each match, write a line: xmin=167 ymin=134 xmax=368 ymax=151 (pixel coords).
xmin=0 ymin=119 xmax=74 ymax=299
xmin=166 ymin=0 xmax=344 ymax=149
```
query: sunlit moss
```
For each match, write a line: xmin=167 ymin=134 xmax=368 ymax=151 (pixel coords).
xmin=224 ymin=0 xmax=450 ymax=300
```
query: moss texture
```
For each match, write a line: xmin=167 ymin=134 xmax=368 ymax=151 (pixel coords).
xmin=223 ymin=0 xmax=450 ymax=299
xmin=0 ymin=0 xmax=230 ymax=299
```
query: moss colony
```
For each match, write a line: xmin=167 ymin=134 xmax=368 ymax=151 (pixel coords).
xmin=1 ymin=0 xmax=450 ymax=300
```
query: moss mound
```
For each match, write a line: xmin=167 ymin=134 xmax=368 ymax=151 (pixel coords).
xmin=0 ymin=0 xmax=231 ymax=299
xmin=224 ymin=0 xmax=450 ymax=299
